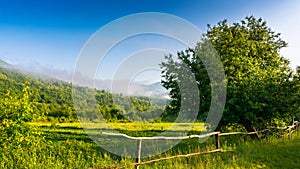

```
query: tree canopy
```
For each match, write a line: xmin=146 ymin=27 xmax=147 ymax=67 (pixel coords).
xmin=161 ymin=16 xmax=300 ymax=138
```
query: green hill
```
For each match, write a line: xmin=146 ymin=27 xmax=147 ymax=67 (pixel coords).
xmin=0 ymin=62 xmax=166 ymax=123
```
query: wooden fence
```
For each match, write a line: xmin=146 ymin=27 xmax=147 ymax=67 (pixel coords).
xmin=91 ymin=121 xmax=299 ymax=169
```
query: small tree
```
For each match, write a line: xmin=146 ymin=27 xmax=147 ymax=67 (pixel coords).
xmin=0 ymin=78 xmax=39 ymax=146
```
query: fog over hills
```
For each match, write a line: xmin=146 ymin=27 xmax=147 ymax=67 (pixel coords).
xmin=0 ymin=59 xmax=8 ymax=65
xmin=0 ymin=59 xmax=169 ymax=98
xmin=94 ymin=80 xmax=169 ymax=98
xmin=0 ymin=59 xmax=12 ymax=69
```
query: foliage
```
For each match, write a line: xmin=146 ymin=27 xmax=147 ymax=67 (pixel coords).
xmin=0 ymin=67 xmax=167 ymax=123
xmin=0 ymin=78 xmax=47 ymax=168
xmin=161 ymin=16 xmax=300 ymax=135
xmin=206 ymin=16 xmax=299 ymax=131
xmin=0 ymin=78 xmax=35 ymax=143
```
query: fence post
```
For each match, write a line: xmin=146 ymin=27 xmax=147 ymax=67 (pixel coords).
xmin=135 ymin=139 xmax=142 ymax=169
xmin=266 ymin=128 xmax=270 ymax=141
xmin=288 ymin=126 xmax=292 ymax=139
xmin=297 ymin=122 xmax=300 ymax=136
xmin=215 ymin=133 xmax=220 ymax=149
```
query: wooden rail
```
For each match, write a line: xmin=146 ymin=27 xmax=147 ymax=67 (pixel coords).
xmin=96 ymin=121 xmax=299 ymax=169
xmin=89 ymin=149 xmax=235 ymax=169
xmin=102 ymin=131 xmax=220 ymax=169
xmin=102 ymin=131 xmax=220 ymax=140
xmin=219 ymin=128 xmax=270 ymax=136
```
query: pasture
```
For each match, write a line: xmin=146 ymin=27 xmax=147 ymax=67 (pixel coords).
xmin=1 ymin=122 xmax=296 ymax=169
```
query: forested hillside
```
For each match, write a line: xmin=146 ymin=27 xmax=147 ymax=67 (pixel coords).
xmin=0 ymin=64 xmax=167 ymax=123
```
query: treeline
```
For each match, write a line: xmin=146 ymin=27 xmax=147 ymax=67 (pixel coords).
xmin=0 ymin=67 xmax=167 ymax=123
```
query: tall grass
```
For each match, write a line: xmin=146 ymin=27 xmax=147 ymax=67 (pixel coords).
xmin=1 ymin=123 xmax=299 ymax=169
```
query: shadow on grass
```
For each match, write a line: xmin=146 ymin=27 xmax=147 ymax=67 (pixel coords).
xmin=39 ymin=125 xmax=211 ymax=142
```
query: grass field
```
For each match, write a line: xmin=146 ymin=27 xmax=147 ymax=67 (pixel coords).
xmin=1 ymin=122 xmax=300 ymax=168
xmin=28 ymin=122 xmax=206 ymax=131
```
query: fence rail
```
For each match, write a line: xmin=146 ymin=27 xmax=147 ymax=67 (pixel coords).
xmin=93 ymin=121 xmax=299 ymax=169
xmin=219 ymin=128 xmax=270 ymax=136
xmin=102 ymin=131 xmax=220 ymax=140
xmin=91 ymin=149 xmax=234 ymax=169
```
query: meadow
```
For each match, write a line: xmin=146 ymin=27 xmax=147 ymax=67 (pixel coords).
xmin=1 ymin=122 xmax=298 ymax=169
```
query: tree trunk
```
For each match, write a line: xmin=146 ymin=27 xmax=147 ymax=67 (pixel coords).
xmin=239 ymin=116 xmax=260 ymax=140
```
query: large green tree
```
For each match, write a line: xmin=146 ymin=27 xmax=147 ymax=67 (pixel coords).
xmin=161 ymin=16 xmax=299 ymax=139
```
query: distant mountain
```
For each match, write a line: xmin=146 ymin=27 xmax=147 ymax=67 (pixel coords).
xmin=146 ymin=82 xmax=165 ymax=90
xmin=94 ymin=79 xmax=170 ymax=99
xmin=139 ymin=82 xmax=169 ymax=99
xmin=0 ymin=59 xmax=11 ymax=69
xmin=0 ymin=59 xmax=55 ymax=83
xmin=0 ymin=59 xmax=7 ymax=65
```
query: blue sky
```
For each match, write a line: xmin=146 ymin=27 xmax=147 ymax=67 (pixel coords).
xmin=0 ymin=0 xmax=299 ymax=83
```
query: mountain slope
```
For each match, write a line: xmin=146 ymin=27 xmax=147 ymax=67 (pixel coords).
xmin=142 ymin=82 xmax=169 ymax=98
xmin=0 ymin=59 xmax=12 ymax=69
xmin=0 ymin=64 xmax=167 ymax=122
xmin=0 ymin=59 xmax=8 ymax=66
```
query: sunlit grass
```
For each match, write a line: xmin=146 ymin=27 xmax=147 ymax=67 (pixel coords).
xmin=28 ymin=122 xmax=206 ymax=132
xmin=8 ymin=123 xmax=300 ymax=168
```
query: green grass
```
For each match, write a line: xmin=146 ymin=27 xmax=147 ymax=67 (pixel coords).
xmin=134 ymin=132 xmax=300 ymax=169
xmin=28 ymin=122 xmax=206 ymax=131
xmin=1 ymin=122 xmax=300 ymax=168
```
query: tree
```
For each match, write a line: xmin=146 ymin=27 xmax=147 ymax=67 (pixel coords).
xmin=0 ymin=78 xmax=39 ymax=146
xmin=161 ymin=16 xmax=299 ymax=139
